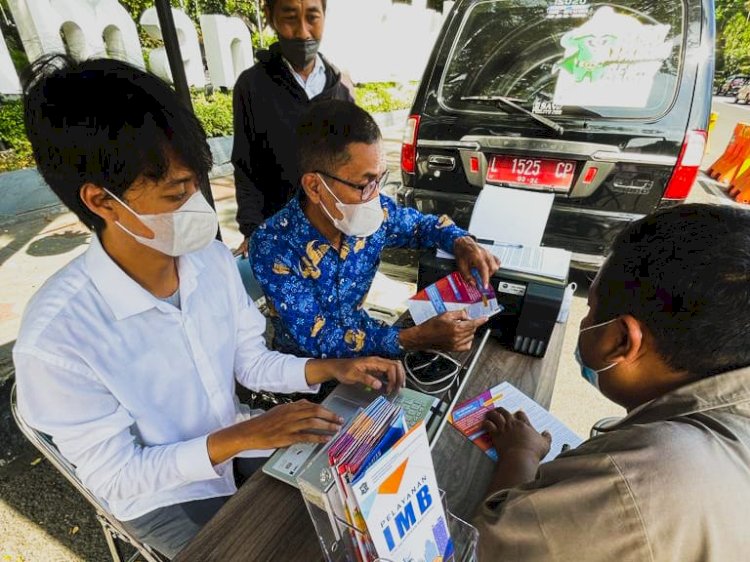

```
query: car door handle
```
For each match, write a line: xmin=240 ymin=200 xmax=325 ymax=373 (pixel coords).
xmin=427 ymin=155 xmax=456 ymax=170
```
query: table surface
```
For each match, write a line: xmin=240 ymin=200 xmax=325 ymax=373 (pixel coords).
xmin=175 ymin=323 xmax=566 ymax=562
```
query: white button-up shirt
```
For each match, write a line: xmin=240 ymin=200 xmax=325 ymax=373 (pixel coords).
xmin=284 ymin=54 xmax=326 ymax=99
xmin=13 ymin=237 xmax=316 ymax=521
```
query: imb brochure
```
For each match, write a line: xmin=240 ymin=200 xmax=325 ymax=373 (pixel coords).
xmin=352 ymin=422 xmax=453 ymax=562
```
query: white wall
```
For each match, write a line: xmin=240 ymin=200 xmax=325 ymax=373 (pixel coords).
xmin=0 ymin=0 xmax=449 ymax=95
xmin=140 ymin=7 xmax=205 ymax=87
xmin=200 ymin=14 xmax=254 ymax=89
xmin=6 ymin=0 xmax=143 ymax=66
xmin=322 ymin=0 xmax=447 ymax=83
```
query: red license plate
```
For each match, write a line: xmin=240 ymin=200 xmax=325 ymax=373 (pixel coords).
xmin=487 ymin=155 xmax=576 ymax=192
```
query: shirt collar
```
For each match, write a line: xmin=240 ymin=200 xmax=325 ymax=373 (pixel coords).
xmin=607 ymin=365 xmax=750 ymax=430
xmin=287 ymin=196 xmax=357 ymax=254
xmin=283 ymin=54 xmax=324 ymax=84
xmin=84 ymin=235 xmax=204 ymax=321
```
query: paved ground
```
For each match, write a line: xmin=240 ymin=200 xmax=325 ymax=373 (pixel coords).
xmin=0 ymin=107 xmax=738 ymax=561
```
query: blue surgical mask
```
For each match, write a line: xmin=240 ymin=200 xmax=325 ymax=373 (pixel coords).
xmin=574 ymin=318 xmax=618 ymax=389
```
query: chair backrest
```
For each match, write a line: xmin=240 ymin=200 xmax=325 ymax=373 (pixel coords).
xmin=10 ymin=383 xmax=165 ymax=562
xmin=235 ymin=254 xmax=265 ymax=303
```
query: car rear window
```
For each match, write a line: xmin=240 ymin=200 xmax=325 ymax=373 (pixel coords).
xmin=439 ymin=0 xmax=686 ymax=120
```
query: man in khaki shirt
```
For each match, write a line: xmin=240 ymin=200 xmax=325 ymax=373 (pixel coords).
xmin=474 ymin=204 xmax=750 ymax=561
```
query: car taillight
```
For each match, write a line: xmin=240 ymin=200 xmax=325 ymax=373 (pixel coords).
xmin=401 ymin=115 xmax=420 ymax=175
xmin=663 ymin=130 xmax=707 ymax=200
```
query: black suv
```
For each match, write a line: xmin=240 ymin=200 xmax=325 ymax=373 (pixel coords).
xmin=400 ymin=0 xmax=715 ymax=270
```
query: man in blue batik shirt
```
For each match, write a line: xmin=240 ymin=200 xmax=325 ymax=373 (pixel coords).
xmin=251 ymin=100 xmax=500 ymax=359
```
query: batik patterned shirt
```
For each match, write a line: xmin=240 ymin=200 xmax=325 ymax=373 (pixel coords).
xmin=250 ymin=195 xmax=468 ymax=358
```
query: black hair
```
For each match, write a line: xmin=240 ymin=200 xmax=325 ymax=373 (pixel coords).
xmin=594 ymin=203 xmax=750 ymax=378
xmin=266 ymin=0 xmax=327 ymax=15
xmin=22 ymin=54 xmax=213 ymax=232
xmin=297 ymin=99 xmax=381 ymax=177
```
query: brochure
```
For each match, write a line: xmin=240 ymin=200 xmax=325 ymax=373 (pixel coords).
xmin=352 ymin=422 xmax=453 ymax=562
xmin=408 ymin=271 xmax=502 ymax=325
xmin=449 ymin=381 xmax=583 ymax=463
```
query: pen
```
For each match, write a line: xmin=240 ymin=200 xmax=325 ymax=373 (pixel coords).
xmin=477 ymin=238 xmax=523 ymax=249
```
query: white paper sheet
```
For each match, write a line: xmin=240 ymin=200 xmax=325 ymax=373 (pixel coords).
xmin=468 ymin=185 xmax=555 ymax=247
xmin=436 ymin=243 xmax=571 ymax=281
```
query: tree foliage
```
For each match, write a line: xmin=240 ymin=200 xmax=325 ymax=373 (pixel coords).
xmin=716 ymin=0 xmax=750 ymax=77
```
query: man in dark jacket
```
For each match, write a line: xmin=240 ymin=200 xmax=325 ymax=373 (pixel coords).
xmin=232 ymin=0 xmax=353 ymax=251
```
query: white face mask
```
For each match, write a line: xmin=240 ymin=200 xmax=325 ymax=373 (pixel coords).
xmin=317 ymin=174 xmax=384 ymax=238
xmin=105 ymin=189 xmax=218 ymax=256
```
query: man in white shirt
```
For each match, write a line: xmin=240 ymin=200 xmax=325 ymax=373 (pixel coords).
xmin=14 ymin=55 xmax=403 ymax=559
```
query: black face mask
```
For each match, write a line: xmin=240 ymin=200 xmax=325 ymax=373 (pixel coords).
xmin=277 ymin=37 xmax=320 ymax=70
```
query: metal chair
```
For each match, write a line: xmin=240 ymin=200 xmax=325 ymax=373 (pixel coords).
xmin=10 ymin=383 xmax=167 ymax=562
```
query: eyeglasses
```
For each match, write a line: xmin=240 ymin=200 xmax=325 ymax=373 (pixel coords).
xmin=315 ymin=169 xmax=389 ymax=202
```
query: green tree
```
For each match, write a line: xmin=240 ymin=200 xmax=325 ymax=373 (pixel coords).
xmin=716 ymin=0 xmax=750 ymax=77
xmin=723 ymin=11 xmax=750 ymax=74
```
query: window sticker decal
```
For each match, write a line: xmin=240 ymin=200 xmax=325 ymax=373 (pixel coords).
xmin=532 ymin=99 xmax=563 ymax=115
xmin=552 ymin=6 xmax=673 ymax=108
xmin=547 ymin=0 xmax=591 ymax=20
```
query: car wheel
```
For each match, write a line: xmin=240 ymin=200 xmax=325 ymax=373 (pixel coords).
xmin=734 ymin=96 xmax=739 ymax=103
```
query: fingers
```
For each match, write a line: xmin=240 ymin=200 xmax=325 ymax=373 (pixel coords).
xmin=441 ymin=309 xmax=469 ymax=322
xmin=290 ymin=432 xmax=336 ymax=444
xmin=473 ymin=250 xmax=500 ymax=288
xmin=485 ymin=409 xmax=506 ymax=429
xmin=482 ymin=418 xmax=498 ymax=433
xmin=453 ymin=316 xmax=488 ymax=337
xmin=456 ymin=260 xmax=474 ymax=287
xmin=377 ymin=360 xmax=406 ymax=393
xmin=514 ymin=410 xmax=531 ymax=425
xmin=288 ymin=416 xmax=343 ymax=435
xmin=450 ymin=315 xmax=486 ymax=334
xmin=386 ymin=361 xmax=406 ymax=393
xmin=454 ymin=338 xmax=473 ymax=352
xmin=495 ymin=407 xmax=515 ymax=425
xmin=290 ymin=401 xmax=344 ymax=425
xmin=487 ymin=251 xmax=501 ymax=272
xmin=341 ymin=358 xmax=407 ymax=394
xmin=475 ymin=260 xmax=491 ymax=290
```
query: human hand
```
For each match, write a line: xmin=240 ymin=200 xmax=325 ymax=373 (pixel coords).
xmin=233 ymin=238 xmax=249 ymax=258
xmin=403 ymin=309 xmax=487 ymax=352
xmin=242 ymin=400 xmax=344 ymax=449
xmin=483 ymin=407 xmax=551 ymax=462
xmin=453 ymin=236 xmax=501 ymax=289
xmin=330 ymin=356 xmax=406 ymax=394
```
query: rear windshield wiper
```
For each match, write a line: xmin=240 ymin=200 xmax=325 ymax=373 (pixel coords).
xmin=461 ymin=95 xmax=565 ymax=135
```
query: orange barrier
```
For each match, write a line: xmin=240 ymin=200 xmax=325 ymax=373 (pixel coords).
xmin=708 ymin=123 xmax=750 ymax=184
xmin=728 ymin=165 xmax=750 ymax=203
xmin=730 ymin=178 xmax=750 ymax=203
xmin=728 ymin=168 xmax=750 ymax=197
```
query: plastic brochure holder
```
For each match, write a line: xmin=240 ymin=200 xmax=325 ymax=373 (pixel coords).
xmin=296 ymin=441 xmax=479 ymax=562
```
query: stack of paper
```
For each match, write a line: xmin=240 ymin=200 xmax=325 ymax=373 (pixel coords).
xmin=449 ymin=381 xmax=583 ymax=463
xmin=437 ymin=185 xmax=572 ymax=281
xmin=326 ymin=396 xmax=452 ymax=562
xmin=469 ymin=185 xmax=554 ymax=246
